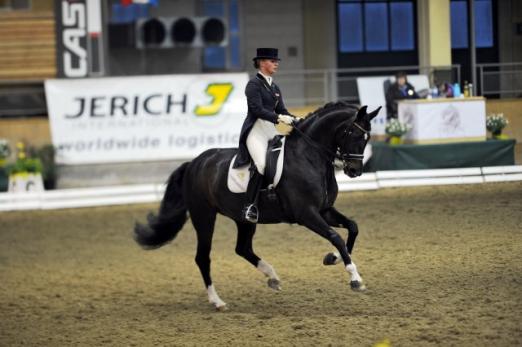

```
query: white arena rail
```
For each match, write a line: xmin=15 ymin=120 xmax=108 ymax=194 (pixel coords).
xmin=1 ymin=166 xmax=521 ymax=212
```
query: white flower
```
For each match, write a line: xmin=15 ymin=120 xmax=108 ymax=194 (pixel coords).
xmin=486 ymin=113 xmax=508 ymax=133
xmin=385 ymin=119 xmax=411 ymax=137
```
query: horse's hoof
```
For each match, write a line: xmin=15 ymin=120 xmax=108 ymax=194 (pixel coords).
xmin=267 ymin=278 xmax=282 ymax=291
xmin=323 ymin=252 xmax=340 ymax=266
xmin=215 ymin=304 xmax=228 ymax=312
xmin=350 ymin=280 xmax=367 ymax=292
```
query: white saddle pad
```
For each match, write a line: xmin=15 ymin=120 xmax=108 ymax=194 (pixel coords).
xmin=227 ymin=137 xmax=286 ymax=193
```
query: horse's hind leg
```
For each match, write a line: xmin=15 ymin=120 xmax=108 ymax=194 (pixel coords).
xmin=321 ymin=207 xmax=359 ymax=266
xmin=235 ymin=221 xmax=281 ymax=291
xmin=191 ymin=207 xmax=227 ymax=310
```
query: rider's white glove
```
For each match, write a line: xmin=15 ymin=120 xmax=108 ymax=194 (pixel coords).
xmin=278 ymin=114 xmax=294 ymax=125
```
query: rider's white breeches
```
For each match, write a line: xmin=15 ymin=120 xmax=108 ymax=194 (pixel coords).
xmin=246 ymin=119 xmax=279 ymax=175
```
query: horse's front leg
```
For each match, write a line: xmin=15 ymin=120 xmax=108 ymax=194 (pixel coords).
xmin=321 ymin=207 xmax=359 ymax=266
xmin=299 ymin=210 xmax=365 ymax=291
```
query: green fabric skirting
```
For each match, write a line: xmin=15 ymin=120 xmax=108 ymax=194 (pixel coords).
xmin=365 ymin=139 xmax=516 ymax=171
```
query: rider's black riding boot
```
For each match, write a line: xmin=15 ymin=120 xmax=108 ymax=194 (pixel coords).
xmin=243 ymin=169 xmax=264 ymax=223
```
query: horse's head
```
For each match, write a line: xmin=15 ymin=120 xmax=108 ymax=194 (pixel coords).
xmin=337 ymin=105 xmax=381 ymax=177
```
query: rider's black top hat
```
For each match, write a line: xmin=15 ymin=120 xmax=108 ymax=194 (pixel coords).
xmin=253 ymin=48 xmax=280 ymax=61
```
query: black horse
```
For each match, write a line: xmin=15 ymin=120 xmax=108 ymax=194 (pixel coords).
xmin=134 ymin=102 xmax=380 ymax=310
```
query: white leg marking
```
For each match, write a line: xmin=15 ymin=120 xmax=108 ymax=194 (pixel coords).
xmin=332 ymin=251 xmax=343 ymax=265
xmin=207 ymin=284 xmax=226 ymax=309
xmin=257 ymin=259 xmax=279 ymax=280
xmin=345 ymin=262 xmax=362 ymax=282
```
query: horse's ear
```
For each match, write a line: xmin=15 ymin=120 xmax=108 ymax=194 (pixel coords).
xmin=356 ymin=105 xmax=368 ymax=120
xmin=367 ymin=106 xmax=382 ymax=121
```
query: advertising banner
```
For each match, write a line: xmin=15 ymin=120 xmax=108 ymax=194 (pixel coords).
xmin=55 ymin=0 xmax=105 ymax=77
xmin=45 ymin=73 xmax=248 ymax=164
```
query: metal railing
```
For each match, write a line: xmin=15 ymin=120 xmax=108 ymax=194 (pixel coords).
xmin=7 ymin=62 xmax=522 ymax=117
xmin=276 ymin=64 xmax=461 ymax=107
xmin=477 ymin=62 xmax=522 ymax=98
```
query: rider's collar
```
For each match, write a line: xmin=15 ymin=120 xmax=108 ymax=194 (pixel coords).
xmin=257 ymin=71 xmax=273 ymax=86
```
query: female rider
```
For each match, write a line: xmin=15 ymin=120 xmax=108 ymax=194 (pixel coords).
xmin=233 ymin=48 xmax=296 ymax=223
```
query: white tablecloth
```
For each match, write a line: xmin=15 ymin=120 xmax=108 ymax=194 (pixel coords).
xmin=398 ymin=97 xmax=486 ymax=144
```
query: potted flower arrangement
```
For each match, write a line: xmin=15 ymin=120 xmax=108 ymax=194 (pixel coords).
xmin=6 ymin=142 xmax=45 ymax=192
xmin=385 ymin=119 xmax=411 ymax=145
xmin=486 ymin=113 xmax=509 ymax=139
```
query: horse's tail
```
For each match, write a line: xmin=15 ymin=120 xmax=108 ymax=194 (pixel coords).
xmin=134 ymin=162 xmax=190 ymax=249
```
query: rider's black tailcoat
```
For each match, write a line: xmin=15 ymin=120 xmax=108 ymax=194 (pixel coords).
xmin=234 ymin=73 xmax=291 ymax=168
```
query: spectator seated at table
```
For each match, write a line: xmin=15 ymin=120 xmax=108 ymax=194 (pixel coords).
xmin=437 ymin=82 xmax=454 ymax=98
xmin=385 ymin=71 xmax=419 ymax=119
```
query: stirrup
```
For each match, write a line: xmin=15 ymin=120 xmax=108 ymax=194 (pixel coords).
xmin=243 ymin=204 xmax=259 ymax=223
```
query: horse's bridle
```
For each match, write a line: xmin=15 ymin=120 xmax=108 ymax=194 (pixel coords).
xmin=338 ymin=122 xmax=371 ymax=163
xmin=291 ymin=120 xmax=370 ymax=165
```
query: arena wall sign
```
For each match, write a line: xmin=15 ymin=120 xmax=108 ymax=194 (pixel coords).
xmin=55 ymin=0 xmax=105 ymax=77
xmin=44 ymin=73 xmax=248 ymax=165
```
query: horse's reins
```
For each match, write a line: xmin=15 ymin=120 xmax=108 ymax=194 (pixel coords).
xmin=290 ymin=122 xmax=340 ymax=161
xmin=258 ymin=74 xmax=371 ymax=163
xmin=290 ymin=120 xmax=370 ymax=163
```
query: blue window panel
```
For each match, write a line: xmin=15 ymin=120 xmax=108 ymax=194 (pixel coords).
xmin=338 ymin=3 xmax=363 ymax=53
xmin=475 ymin=0 xmax=493 ymax=47
xmin=390 ymin=2 xmax=414 ymax=51
xmin=229 ymin=0 xmax=240 ymax=68
xmin=202 ymin=0 xmax=240 ymax=69
xmin=230 ymin=35 xmax=240 ymax=68
xmin=229 ymin=0 xmax=239 ymax=34
xmin=364 ymin=3 xmax=388 ymax=51
xmin=111 ymin=4 xmax=135 ymax=24
xmin=450 ymin=1 xmax=468 ymax=48
xmin=133 ymin=4 xmax=149 ymax=20
xmin=111 ymin=4 xmax=149 ymax=23
xmin=203 ymin=1 xmax=225 ymax=69
xmin=202 ymin=1 xmax=225 ymax=17
xmin=110 ymin=4 xmax=124 ymax=23
xmin=204 ymin=47 xmax=226 ymax=69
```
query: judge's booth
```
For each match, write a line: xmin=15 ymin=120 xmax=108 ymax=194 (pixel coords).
xmin=356 ymin=76 xmax=515 ymax=171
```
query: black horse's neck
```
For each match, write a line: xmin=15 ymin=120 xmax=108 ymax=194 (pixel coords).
xmin=290 ymin=103 xmax=357 ymax=161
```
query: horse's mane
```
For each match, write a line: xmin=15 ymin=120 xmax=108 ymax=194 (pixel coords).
xmin=297 ymin=101 xmax=359 ymax=127
xmin=306 ymin=101 xmax=359 ymax=118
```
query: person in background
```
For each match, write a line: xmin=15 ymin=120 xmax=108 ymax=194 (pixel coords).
xmin=234 ymin=47 xmax=295 ymax=223
xmin=385 ymin=71 xmax=419 ymax=119
xmin=437 ymin=82 xmax=454 ymax=98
